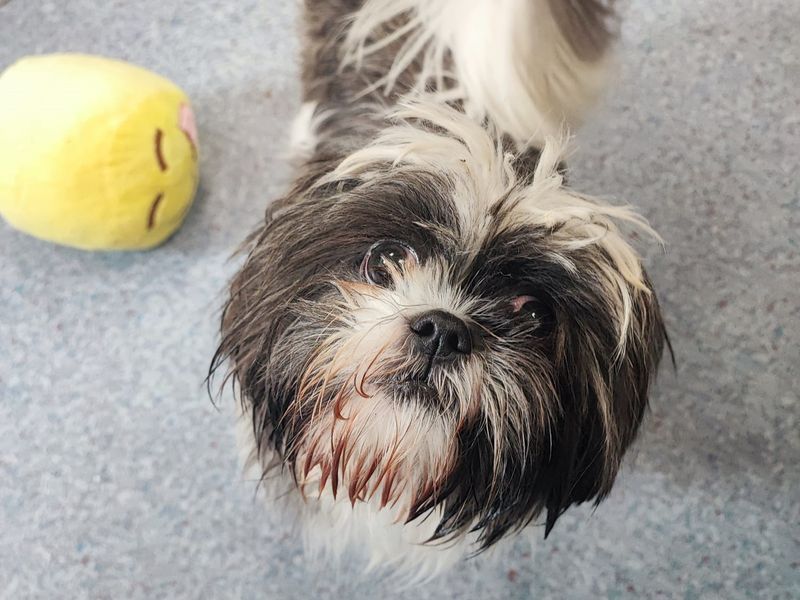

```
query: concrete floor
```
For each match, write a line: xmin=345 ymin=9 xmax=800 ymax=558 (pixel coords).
xmin=0 ymin=1 xmax=797 ymax=598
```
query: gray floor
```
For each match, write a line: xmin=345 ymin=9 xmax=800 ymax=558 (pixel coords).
xmin=1 ymin=1 xmax=798 ymax=599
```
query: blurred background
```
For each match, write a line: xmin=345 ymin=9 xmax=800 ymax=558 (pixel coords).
xmin=0 ymin=1 xmax=797 ymax=598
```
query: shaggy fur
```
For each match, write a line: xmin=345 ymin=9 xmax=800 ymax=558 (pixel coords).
xmin=212 ymin=0 xmax=666 ymax=575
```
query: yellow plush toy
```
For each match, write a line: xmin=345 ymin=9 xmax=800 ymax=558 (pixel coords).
xmin=0 ymin=54 xmax=199 ymax=250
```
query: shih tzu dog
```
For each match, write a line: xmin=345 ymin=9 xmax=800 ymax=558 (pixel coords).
xmin=212 ymin=0 xmax=666 ymax=577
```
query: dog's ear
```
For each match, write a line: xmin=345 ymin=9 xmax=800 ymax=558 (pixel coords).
xmin=543 ymin=269 xmax=667 ymax=536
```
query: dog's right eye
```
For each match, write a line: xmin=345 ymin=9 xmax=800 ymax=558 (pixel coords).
xmin=361 ymin=240 xmax=418 ymax=286
xmin=509 ymin=293 xmax=556 ymax=334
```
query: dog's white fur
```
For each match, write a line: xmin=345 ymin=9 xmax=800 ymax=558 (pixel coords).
xmin=289 ymin=101 xmax=322 ymax=164
xmin=343 ymin=0 xmax=613 ymax=145
xmin=238 ymin=407 xmax=479 ymax=581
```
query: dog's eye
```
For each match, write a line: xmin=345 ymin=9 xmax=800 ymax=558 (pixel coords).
xmin=510 ymin=295 xmax=549 ymax=322
xmin=362 ymin=240 xmax=418 ymax=286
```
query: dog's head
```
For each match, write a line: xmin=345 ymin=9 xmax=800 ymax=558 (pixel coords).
xmin=213 ymin=102 xmax=666 ymax=549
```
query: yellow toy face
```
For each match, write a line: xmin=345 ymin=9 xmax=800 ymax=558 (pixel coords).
xmin=104 ymin=95 xmax=199 ymax=249
xmin=0 ymin=54 xmax=199 ymax=251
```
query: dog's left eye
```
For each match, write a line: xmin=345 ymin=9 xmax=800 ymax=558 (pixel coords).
xmin=362 ymin=240 xmax=418 ymax=286
xmin=510 ymin=295 xmax=549 ymax=321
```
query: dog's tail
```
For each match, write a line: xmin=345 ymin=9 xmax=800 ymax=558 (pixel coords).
xmin=342 ymin=0 xmax=618 ymax=144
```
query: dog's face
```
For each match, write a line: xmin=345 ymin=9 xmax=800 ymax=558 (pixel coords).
xmin=215 ymin=104 xmax=666 ymax=549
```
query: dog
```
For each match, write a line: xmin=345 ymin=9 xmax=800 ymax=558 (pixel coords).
xmin=212 ymin=0 xmax=667 ymax=577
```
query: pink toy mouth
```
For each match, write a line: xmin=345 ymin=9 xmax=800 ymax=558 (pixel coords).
xmin=179 ymin=103 xmax=198 ymax=152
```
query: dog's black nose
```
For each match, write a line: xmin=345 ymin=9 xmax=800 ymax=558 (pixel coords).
xmin=410 ymin=310 xmax=472 ymax=359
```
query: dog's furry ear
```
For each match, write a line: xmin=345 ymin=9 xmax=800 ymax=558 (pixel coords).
xmin=543 ymin=269 xmax=666 ymax=536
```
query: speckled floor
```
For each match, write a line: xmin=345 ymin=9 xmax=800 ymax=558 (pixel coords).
xmin=1 ymin=1 xmax=798 ymax=599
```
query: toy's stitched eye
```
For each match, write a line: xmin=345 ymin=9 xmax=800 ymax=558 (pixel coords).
xmin=361 ymin=240 xmax=418 ymax=286
xmin=148 ymin=193 xmax=164 ymax=230
xmin=155 ymin=129 xmax=167 ymax=171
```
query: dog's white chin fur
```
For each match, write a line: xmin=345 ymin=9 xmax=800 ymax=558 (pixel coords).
xmin=236 ymin=408 xmax=494 ymax=581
